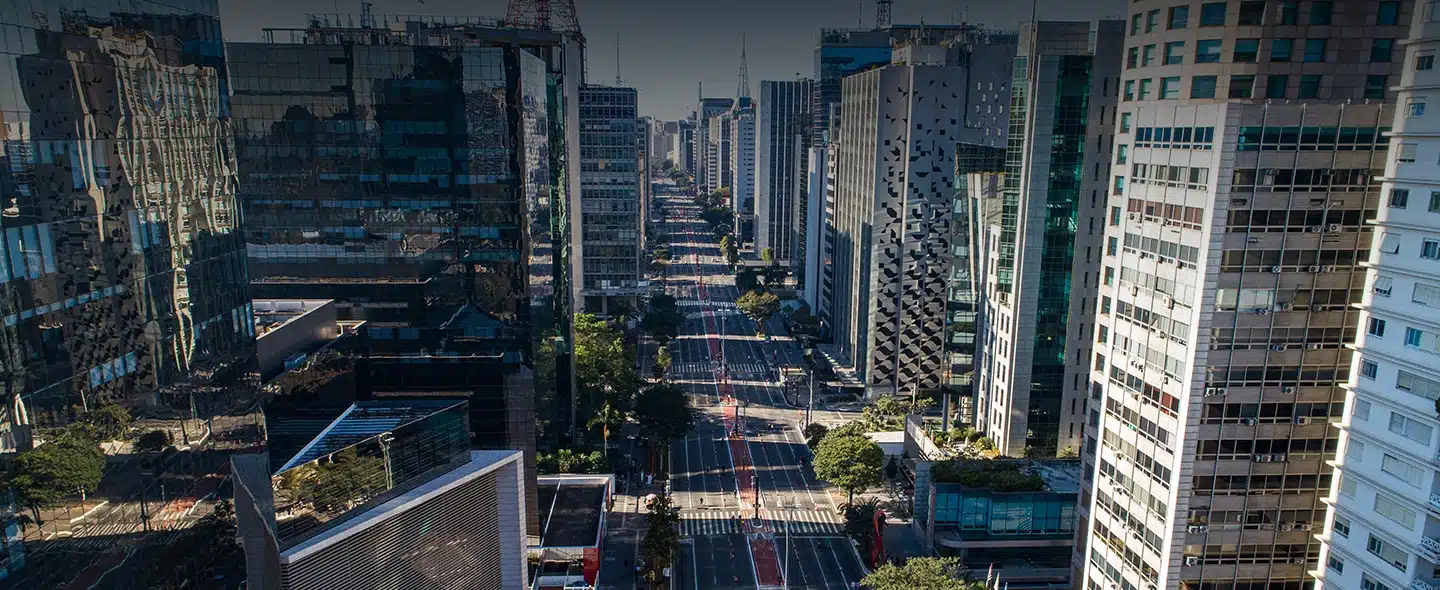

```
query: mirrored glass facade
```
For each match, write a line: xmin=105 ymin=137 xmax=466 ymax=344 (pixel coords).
xmin=0 ymin=0 xmax=255 ymax=442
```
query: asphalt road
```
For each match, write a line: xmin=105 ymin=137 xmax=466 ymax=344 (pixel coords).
xmin=655 ymin=184 xmax=867 ymax=590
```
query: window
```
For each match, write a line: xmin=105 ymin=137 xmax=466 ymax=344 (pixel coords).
xmin=1373 ymin=39 xmax=1395 ymax=63
xmin=1299 ymin=75 xmax=1322 ymax=98
xmin=1382 ymin=453 xmax=1424 ymax=487
xmin=1271 ymin=39 xmax=1293 ymax=62
xmin=1340 ymin=475 xmax=1357 ymax=498
xmin=1160 ymin=77 xmax=1181 ymax=99
xmin=1367 ymin=75 xmax=1388 ymax=99
xmin=1278 ymin=1 xmax=1299 ymax=24
xmin=1168 ymin=5 xmax=1189 ymax=29
xmin=1374 ymin=276 xmax=1394 ymax=297
xmin=1347 ymin=439 xmax=1365 ymax=461
xmin=1130 ymin=13 xmax=1141 ymax=35
xmin=1110 ymin=206 xmax=1121 ymax=226
xmin=1361 ymin=359 xmax=1379 ymax=379
xmin=1265 ymin=75 xmax=1288 ymax=99
xmin=1113 ymin=176 xmax=1125 ymax=195
xmin=1326 ymin=555 xmax=1344 ymax=574
xmin=1116 ymin=145 xmax=1128 ymax=164
xmin=1356 ymin=399 xmax=1372 ymax=420
xmin=1424 ymin=239 xmax=1440 ymax=260
xmin=1200 ymin=2 xmax=1227 ymax=26
xmin=1369 ymin=317 xmax=1388 ymax=337
xmin=1142 ymin=44 xmax=1157 ymax=66
xmin=1391 ymin=188 xmax=1410 ymax=208
xmin=1310 ymin=1 xmax=1332 ymax=25
xmin=1229 ymin=75 xmax=1255 ymax=99
xmin=1127 ymin=47 xmax=1139 ymax=68
xmin=1146 ymin=9 xmax=1159 ymax=32
xmin=1334 ymin=514 xmax=1351 ymax=536
xmin=1124 ymin=80 xmax=1135 ymax=101
xmin=1138 ymin=78 xmax=1153 ymax=100
xmin=1196 ymin=39 xmax=1223 ymax=63
xmin=1164 ymin=41 xmax=1185 ymax=65
xmin=1407 ymin=99 xmax=1427 ymax=117
xmin=1237 ymin=1 xmax=1265 ymax=25
xmin=1380 ymin=233 xmax=1401 ymax=254
xmin=1367 ymin=533 xmax=1410 ymax=571
xmin=1390 ymin=412 xmax=1433 ymax=444
xmin=1304 ymin=39 xmax=1327 ymax=62
xmin=1431 ymin=191 xmax=1440 ymax=212
xmin=1399 ymin=143 xmax=1418 ymax=163
xmin=1234 ymin=39 xmax=1259 ymax=62
xmin=1119 ymin=112 xmax=1132 ymax=132
xmin=1416 ymin=283 xmax=1440 ymax=307
xmin=1378 ymin=1 xmax=1401 ymax=25
xmin=1191 ymin=75 xmax=1218 ymax=99
xmin=1418 ymin=53 xmax=1435 ymax=71
xmin=1363 ymin=573 xmax=1395 ymax=590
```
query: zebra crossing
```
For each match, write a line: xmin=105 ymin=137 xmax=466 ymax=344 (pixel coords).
xmin=671 ymin=362 xmax=769 ymax=377
xmin=677 ymin=509 xmax=845 ymax=537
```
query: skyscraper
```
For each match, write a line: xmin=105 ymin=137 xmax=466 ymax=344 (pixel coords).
xmin=578 ymin=85 xmax=644 ymax=315
xmin=827 ymin=38 xmax=1013 ymax=396
xmin=694 ymin=97 xmax=734 ymax=195
xmin=972 ymin=20 xmax=1124 ymax=459
xmin=0 ymin=0 xmax=256 ymax=450
xmin=730 ymin=100 xmax=757 ymax=245
xmin=1316 ymin=3 xmax=1440 ymax=590
xmin=757 ymin=80 xmax=814 ymax=268
xmin=1081 ymin=3 xmax=1408 ymax=590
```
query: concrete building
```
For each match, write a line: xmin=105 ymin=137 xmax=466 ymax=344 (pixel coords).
xmin=757 ymin=80 xmax=814 ymax=268
xmin=578 ymin=85 xmax=645 ymax=314
xmin=1317 ymin=3 xmax=1440 ymax=590
xmin=694 ymin=98 xmax=733 ymax=194
xmin=233 ymin=400 xmax=527 ymax=590
xmin=708 ymin=111 xmax=734 ymax=196
xmin=1080 ymin=3 xmax=1409 ymax=590
xmin=971 ymin=21 xmax=1124 ymax=460
xmin=254 ymin=300 xmax=341 ymax=383
xmin=678 ymin=118 xmax=696 ymax=174
xmin=827 ymin=37 xmax=1014 ymax=397
xmin=730 ymin=100 xmax=758 ymax=246
xmin=803 ymin=143 xmax=832 ymax=315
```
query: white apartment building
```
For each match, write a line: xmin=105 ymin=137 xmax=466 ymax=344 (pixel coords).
xmin=1316 ymin=4 xmax=1440 ymax=590
xmin=1081 ymin=2 xmax=1409 ymax=590
xmin=730 ymin=101 xmax=757 ymax=246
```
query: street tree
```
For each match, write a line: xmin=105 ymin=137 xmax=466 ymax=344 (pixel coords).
xmin=842 ymin=497 xmax=883 ymax=565
xmin=82 ymin=404 xmax=132 ymax=441
xmin=641 ymin=493 xmax=681 ymax=583
xmin=736 ymin=290 xmax=781 ymax=336
xmin=736 ymin=268 xmax=762 ymax=294
xmin=653 ymin=346 xmax=673 ymax=378
xmin=803 ymin=422 xmax=829 ymax=449
xmin=9 ymin=433 xmax=106 ymax=525
xmin=633 ymin=382 xmax=695 ymax=472
xmin=861 ymin=557 xmax=981 ymax=590
xmin=760 ymin=247 xmax=774 ymax=262
xmin=134 ymin=430 xmax=172 ymax=453
xmin=641 ymin=293 xmax=683 ymax=345
xmin=813 ymin=433 xmax=883 ymax=504
xmin=574 ymin=313 xmax=642 ymax=445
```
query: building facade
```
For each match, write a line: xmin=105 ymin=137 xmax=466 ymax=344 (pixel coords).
xmin=803 ymin=143 xmax=832 ymax=314
xmin=1316 ymin=3 xmax=1440 ymax=590
xmin=0 ymin=0 xmax=256 ymax=450
xmin=730 ymin=101 xmax=757 ymax=246
xmin=757 ymin=80 xmax=814 ymax=267
xmin=972 ymin=21 xmax=1123 ymax=459
xmin=1081 ymin=3 xmax=1410 ymax=590
xmin=578 ymin=85 xmax=644 ymax=314
xmin=694 ymin=97 xmax=733 ymax=195
xmin=828 ymin=39 xmax=1013 ymax=396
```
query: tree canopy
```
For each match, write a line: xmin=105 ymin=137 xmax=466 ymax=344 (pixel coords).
xmin=574 ymin=313 xmax=642 ymax=440
xmin=641 ymin=293 xmax=684 ymax=345
xmin=861 ymin=557 xmax=982 ymax=590
xmin=641 ymin=492 xmax=681 ymax=583
xmin=634 ymin=382 xmax=695 ymax=447
xmin=736 ymin=290 xmax=781 ymax=335
xmin=8 ymin=434 xmax=106 ymax=523
xmin=537 ymin=449 xmax=609 ymax=474
xmin=813 ymin=433 xmax=883 ymax=503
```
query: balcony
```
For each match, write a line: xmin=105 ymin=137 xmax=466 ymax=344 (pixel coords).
xmin=1412 ymin=579 xmax=1440 ymax=590
xmin=1429 ymin=494 xmax=1440 ymax=514
xmin=1423 ymin=536 xmax=1440 ymax=562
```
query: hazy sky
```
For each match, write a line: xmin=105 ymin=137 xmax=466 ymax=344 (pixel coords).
xmin=220 ymin=0 xmax=1124 ymax=121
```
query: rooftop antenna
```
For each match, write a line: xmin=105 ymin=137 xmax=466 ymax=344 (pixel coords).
xmin=738 ymin=35 xmax=750 ymax=100
xmin=876 ymin=0 xmax=892 ymax=29
xmin=360 ymin=0 xmax=373 ymax=29
xmin=858 ymin=0 xmax=864 ymax=29
xmin=505 ymin=0 xmax=583 ymax=38
xmin=615 ymin=33 xmax=622 ymax=85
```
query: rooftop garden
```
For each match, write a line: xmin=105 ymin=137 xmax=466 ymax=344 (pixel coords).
xmin=931 ymin=459 xmax=1047 ymax=493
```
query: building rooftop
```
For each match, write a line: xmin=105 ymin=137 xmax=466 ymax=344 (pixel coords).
xmin=931 ymin=459 xmax=1082 ymax=494
xmin=276 ymin=399 xmax=467 ymax=474
xmin=534 ymin=475 xmax=612 ymax=549
xmin=254 ymin=299 xmax=334 ymax=340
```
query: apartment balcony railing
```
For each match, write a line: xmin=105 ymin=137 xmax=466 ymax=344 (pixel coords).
xmin=1412 ymin=579 xmax=1440 ymax=590
xmin=1422 ymin=536 xmax=1440 ymax=562
xmin=1428 ymin=494 xmax=1440 ymax=514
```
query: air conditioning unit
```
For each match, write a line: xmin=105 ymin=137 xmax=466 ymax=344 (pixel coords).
xmin=1323 ymin=266 xmax=1335 ymax=272
xmin=1270 ymin=265 xmax=1283 ymax=273
xmin=1164 ymin=296 xmax=1175 ymax=308
xmin=1279 ymin=302 xmax=1293 ymax=311
xmin=1308 ymin=225 xmax=1324 ymax=233
xmin=1255 ymin=453 xmax=1271 ymax=462
xmin=1292 ymin=558 xmax=1305 ymax=564
xmin=1330 ymin=200 xmax=1344 ymax=208
xmin=1129 ymin=212 xmax=1140 ymax=221
xmin=1184 ymin=557 xmax=1200 ymax=567
xmin=1283 ymin=386 xmax=1296 ymax=394
xmin=1327 ymin=224 xmax=1342 ymax=232
xmin=1273 ymin=453 xmax=1287 ymax=462
xmin=1294 ymin=416 xmax=1311 ymax=425
xmin=1298 ymin=523 xmax=1314 ymax=531
xmin=1255 ymin=308 xmax=1270 ymax=315
xmin=1307 ymin=265 xmax=1322 ymax=273
xmin=1271 ymin=344 xmax=1287 ymax=351
xmin=1307 ymin=343 xmax=1323 ymax=350
xmin=1187 ymin=525 xmax=1204 ymax=533
xmin=1132 ymin=285 xmax=1141 ymax=295
xmin=1195 ymin=525 xmax=1208 ymax=532
xmin=1247 ymin=236 xmax=1261 ymax=244
xmin=1280 ymin=523 xmax=1294 ymax=531
xmin=1204 ymin=387 xmax=1226 ymax=397
xmin=1242 ymin=418 xmax=1259 ymax=426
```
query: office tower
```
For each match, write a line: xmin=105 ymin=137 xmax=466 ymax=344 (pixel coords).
xmin=708 ymin=111 xmax=735 ymax=196
xmin=678 ymin=118 xmax=696 ymax=173
xmin=695 ymin=98 xmax=734 ymax=194
xmin=1081 ymin=3 xmax=1409 ymax=590
xmin=802 ymin=144 xmax=832 ymax=314
xmin=578 ymin=85 xmax=644 ymax=314
xmin=812 ymin=25 xmax=1013 ymax=144
xmin=828 ymin=38 xmax=1013 ymax=397
xmin=757 ymin=80 xmax=815 ymax=268
xmin=0 ymin=0 xmax=255 ymax=450
xmin=730 ymin=100 xmax=757 ymax=245
xmin=233 ymin=400 xmax=528 ymax=590
xmin=1318 ymin=3 xmax=1439 ymax=590
xmin=946 ymin=143 xmax=1008 ymax=429
xmin=971 ymin=21 xmax=1123 ymax=459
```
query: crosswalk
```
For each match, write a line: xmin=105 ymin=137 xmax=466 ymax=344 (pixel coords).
xmin=677 ymin=509 xmax=845 ymax=537
xmin=671 ymin=362 xmax=770 ymax=378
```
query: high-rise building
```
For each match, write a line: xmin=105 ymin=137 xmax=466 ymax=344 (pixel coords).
xmin=947 ymin=143 xmax=1007 ymax=430
xmin=730 ymin=100 xmax=757 ymax=245
xmin=233 ymin=400 xmax=528 ymax=590
xmin=972 ymin=21 xmax=1123 ymax=459
xmin=802 ymin=144 xmax=832 ymax=316
xmin=578 ymin=85 xmax=644 ymax=314
xmin=1081 ymin=3 xmax=1409 ymax=590
xmin=694 ymin=97 xmax=733 ymax=194
xmin=708 ymin=111 xmax=734 ymax=196
xmin=678 ymin=118 xmax=696 ymax=174
xmin=0 ymin=0 xmax=256 ymax=449
xmin=1317 ymin=4 xmax=1440 ymax=590
xmin=757 ymin=80 xmax=814 ymax=268
xmin=827 ymin=38 xmax=1013 ymax=396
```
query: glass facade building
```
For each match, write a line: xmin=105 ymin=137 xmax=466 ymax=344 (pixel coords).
xmin=0 ymin=0 xmax=256 ymax=444
xmin=577 ymin=85 xmax=643 ymax=314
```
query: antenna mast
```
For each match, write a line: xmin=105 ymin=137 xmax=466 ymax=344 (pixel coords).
xmin=615 ymin=33 xmax=622 ymax=85
xmin=738 ymin=35 xmax=750 ymax=100
xmin=876 ymin=0 xmax=892 ymax=29
xmin=505 ymin=0 xmax=583 ymax=38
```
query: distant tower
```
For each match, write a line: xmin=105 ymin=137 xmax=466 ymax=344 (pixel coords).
xmin=360 ymin=0 xmax=374 ymax=29
xmin=615 ymin=33 xmax=622 ymax=85
xmin=876 ymin=0 xmax=893 ymax=29
xmin=737 ymin=35 xmax=751 ymax=101
xmin=505 ymin=0 xmax=583 ymax=36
